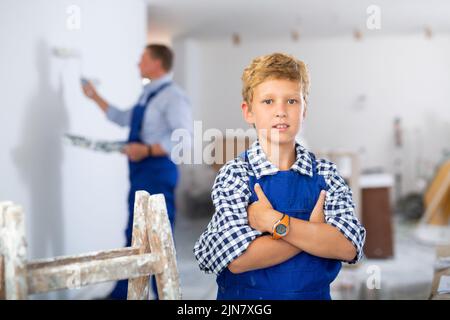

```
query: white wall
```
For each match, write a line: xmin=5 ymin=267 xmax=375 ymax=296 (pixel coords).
xmin=173 ymin=35 xmax=450 ymax=197
xmin=0 ymin=0 xmax=147 ymax=298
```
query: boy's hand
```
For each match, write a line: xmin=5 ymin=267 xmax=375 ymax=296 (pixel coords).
xmin=248 ymin=183 xmax=283 ymax=233
xmin=248 ymin=185 xmax=327 ymax=232
xmin=309 ymin=190 xmax=326 ymax=223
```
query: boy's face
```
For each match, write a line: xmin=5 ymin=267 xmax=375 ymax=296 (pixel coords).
xmin=242 ymin=78 xmax=306 ymax=146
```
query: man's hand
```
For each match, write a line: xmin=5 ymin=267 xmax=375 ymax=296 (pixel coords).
xmin=81 ymin=81 xmax=99 ymax=100
xmin=248 ymin=183 xmax=282 ymax=233
xmin=122 ymin=143 xmax=150 ymax=162
xmin=81 ymin=80 xmax=109 ymax=112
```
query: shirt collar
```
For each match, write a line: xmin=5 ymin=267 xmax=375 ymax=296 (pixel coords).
xmin=142 ymin=73 xmax=173 ymax=95
xmin=246 ymin=140 xmax=313 ymax=179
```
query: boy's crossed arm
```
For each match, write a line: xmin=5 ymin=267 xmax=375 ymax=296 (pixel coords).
xmin=227 ymin=235 xmax=301 ymax=274
xmin=253 ymin=184 xmax=358 ymax=263
xmin=228 ymin=186 xmax=327 ymax=274
xmin=229 ymin=181 xmax=364 ymax=274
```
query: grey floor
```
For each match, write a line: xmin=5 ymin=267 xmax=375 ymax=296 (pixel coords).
xmin=330 ymin=218 xmax=437 ymax=299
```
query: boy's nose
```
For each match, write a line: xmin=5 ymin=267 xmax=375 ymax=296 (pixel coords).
xmin=275 ymin=103 xmax=288 ymax=118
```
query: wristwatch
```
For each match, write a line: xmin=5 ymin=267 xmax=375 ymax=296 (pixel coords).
xmin=272 ymin=214 xmax=290 ymax=240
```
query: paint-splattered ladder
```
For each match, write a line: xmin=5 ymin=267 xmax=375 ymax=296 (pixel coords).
xmin=0 ymin=191 xmax=181 ymax=300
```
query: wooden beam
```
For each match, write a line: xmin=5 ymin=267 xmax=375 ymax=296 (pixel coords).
xmin=3 ymin=205 xmax=28 ymax=300
xmin=128 ymin=191 xmax=152 ymax=300
xmin=27 ymin=247 xmax=140 ymax=270
xmin=147 ymin=194 xmax=182 ymax=300
xmin=27 ymin=253 xmax=162 ymax=294
xmin=0 ymin=201 xmax=13 ymax=300
xmin=421 ymin=171 xmax=450 ymax=225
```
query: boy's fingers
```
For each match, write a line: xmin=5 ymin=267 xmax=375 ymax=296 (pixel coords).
xmin=254 ymin=183 xmax=270 ymax=204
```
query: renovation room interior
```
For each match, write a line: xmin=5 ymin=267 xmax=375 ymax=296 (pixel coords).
xmin=0 ymin=0 xmax=449 ymax=300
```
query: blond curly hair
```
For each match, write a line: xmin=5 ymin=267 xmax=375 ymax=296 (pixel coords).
xmin=241 ymin=53 xmax=310 ymax=107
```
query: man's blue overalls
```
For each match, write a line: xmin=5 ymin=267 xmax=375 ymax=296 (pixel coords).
xmin=216 ymin=150 xmax=342 ymax=300
xmin=109 ymin=82 xmax=177 ymax=299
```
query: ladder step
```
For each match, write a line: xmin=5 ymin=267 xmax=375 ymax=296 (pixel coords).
xmin=27 ymin=253 xmax=162 ymax=294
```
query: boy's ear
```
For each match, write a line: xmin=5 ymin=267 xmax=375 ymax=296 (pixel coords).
xmin=241 ymin=101 xmax=255 ymax=125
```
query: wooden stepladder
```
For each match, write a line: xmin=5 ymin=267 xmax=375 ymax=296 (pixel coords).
xmin=0 ymin=191 xmax=181 ymax=300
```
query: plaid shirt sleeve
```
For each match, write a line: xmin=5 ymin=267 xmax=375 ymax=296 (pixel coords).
xmin=193 ymin=158 xmax=262 ymax=275
xmin=316 ymin=158 xmax=366 ymax=264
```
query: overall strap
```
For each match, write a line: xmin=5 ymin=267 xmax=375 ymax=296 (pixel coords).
xmin=128 ymin=82 xmax=172 ymax=143
xmin=142 ymin=81 xmax=172 ymax=108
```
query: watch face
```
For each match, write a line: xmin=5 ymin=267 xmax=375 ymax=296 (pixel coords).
xmin=275 ymin=224 xmax=287 ymax=235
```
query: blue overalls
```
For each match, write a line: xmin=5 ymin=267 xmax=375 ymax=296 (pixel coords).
xmin=109 ymin=82 xmax=178 ymax=299
xmin=216 ymin=151 xmax=342 ymax=300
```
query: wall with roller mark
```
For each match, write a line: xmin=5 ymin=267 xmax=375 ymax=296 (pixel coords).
xmin=0 ymin=0 xmax=147 ymax=299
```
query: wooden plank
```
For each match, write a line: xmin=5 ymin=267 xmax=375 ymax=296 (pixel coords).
xmin=3 ymin=205 xmax=28 ymax=299
xmin=127 ymin=191 xmax=153 ymax=300
xmin=421 ymin=171 xmax=450 ymax=225
xmin=0 ymin=201 xmax=13 ymax=300
xmin=28 ymin=253 xmax=162 ymax=294
xmin=147 ymin=194 xmax=182 ymax=300
xmin=27 ymin=247 xmax=139 ymax=270
xmin=424 ymin=160 xmax=450 ymax=225
xmin=444 ymin=198 xmax=450 ymax=222
xmin=425 ymin=160 xmax=450 ymax=205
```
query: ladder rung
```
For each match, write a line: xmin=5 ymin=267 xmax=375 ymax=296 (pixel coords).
xmin=27 ymin=253 xmax=162 ymax=294
xmin=27 ymin=247 xmax=140 ymax=270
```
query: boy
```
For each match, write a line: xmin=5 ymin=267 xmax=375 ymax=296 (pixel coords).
xmin=193 ymin=53 xmax=366 ymax=300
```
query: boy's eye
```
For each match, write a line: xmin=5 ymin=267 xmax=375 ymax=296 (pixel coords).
xmin=287 ymin=99 xmax=298 ymax=105
xmin=262 ymin=99 xmax=273 ymax=105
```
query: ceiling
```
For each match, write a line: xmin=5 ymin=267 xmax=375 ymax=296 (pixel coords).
xmin=146 ymin=0 xmax=450 ymax=40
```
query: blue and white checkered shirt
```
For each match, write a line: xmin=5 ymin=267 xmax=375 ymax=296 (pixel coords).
xmin=193 ymin=140 xmax=366 ymax=275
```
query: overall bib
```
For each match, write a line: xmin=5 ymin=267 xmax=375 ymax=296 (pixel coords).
xmin=110 ymin=82 xmax=178 ymax=299
xmin=216 ymin=151 xmax=341 ymax=300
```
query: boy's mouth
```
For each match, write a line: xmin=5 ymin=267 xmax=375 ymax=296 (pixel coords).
xmin=272 ymin=123 xmax=290 ymax=131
